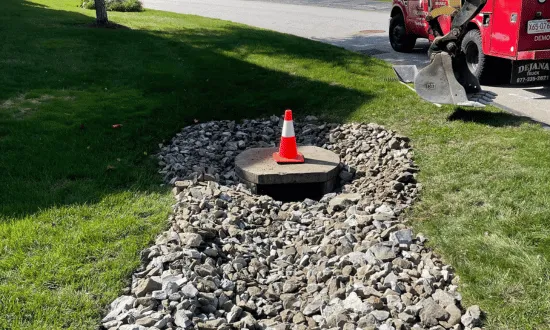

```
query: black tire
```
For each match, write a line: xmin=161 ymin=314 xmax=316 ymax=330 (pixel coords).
xmin=461 ymin=29 xmax=486 ymax=81
xmin=389 ymin=13 xmax=416 ymax=53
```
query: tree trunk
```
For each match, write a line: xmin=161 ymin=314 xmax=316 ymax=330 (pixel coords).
xmin=94 ymin=0 xmax=108 ymax=25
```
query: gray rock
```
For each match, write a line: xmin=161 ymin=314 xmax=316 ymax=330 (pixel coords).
xmin=442 ymin=303 xmax=462 ymax=327
xmin=195 ymin=264 xmax=217 ymax=277
xmin=189 ymin=187 xmax=204 ymax=199
xmin=419 ymin=298 xmax=450 ymax=327
xmin=181 ymin=248 xmax=201 ymax=259
xmin=344 ymin=252 xmax=368 ymax=266
xmin=392 ymin=258 xmax=413 ymax=269
xmin=179 ymin=233 xmax=203 ymax=247
xmin=181 ymin=283 xmax=198 ymax=298
xmin=284 ymin=246 xmax=297 ymax=256
xmin=283 ymin=279 xmax=300 ymax=293
xmin=281 ymin=293 xmax=299 ymax=310
xmin=293 ymin=312 xmax=306 ymax=324
xmin=398 ymin=312 xmax=416 ymax=323
xmin=103 ymin=320 xmax=121 ymax=329
xmin=379 ymin=324 xmax=395 ymax=330
xmin=135 ymin=317 xmax=156 ymax=327
xmin=384 ymin=272 xmax=399 ymax=287
xmin=227 ymin=305 xmax=243 ymax=323
xmin=365 ymin=296 xmax=384 ymax=310
xmin=220 ymin=279 xmax=235 ymax=291
xmin=386 ymin=294 xmax=402 ymax=312
xmin=135 ymin=277 xmax=162 ymax=297
xmin=151 ymin=290 xmax=167 ymax=300
xmin=353 ymin=286 xmax=380 ymax=299
xmin=102 ymin=296 xmax=136 ymax=322
xmin=357 ymin=314 xmax=377 ymax=328
xmin=236 ymin=312 xmax=258 ymax=328
xmin=306 ymin=284 xmax=319 ymax=294
xmin=247 ymin=286 xmax=263 ymax=297
xmin=390 ymin=229 xmax=413 ymax=246
xmin=204 ymin=247 xmax=218 ymax=257
xmin=404 ymin=304 xmax=422 ymax=316
xmin=262 ymin=304 xmax=280 ymax=316
xmin=373 ymin=213 xmax=394 ymax=221
xmin=119 ymin=325 xmax=146 ymax=330
xmin=198 ymin=318 xmax=227 ymax=330
xmin=174 ymin=310 xmax=191 ymax=327
xmin=164 ymin=282 xmax=179 ymax=296
xmin=343 ymin=292 xmax=372 ymax=314
xmin=461 ymin=305 xmax=482 ymax=328
xmin=368 ymin=244 xmax=396 ymax=261
xmin=162 ymin=251 xmax=183 ymax=263
xmin=303 ymin=297 xmax=324 ymax=316
xmin=154 ymin=317 xmax=170 ymax=329
xmin=328 ymin=193 xmax=361 ymax=211
xmin=323 ymin=303 xmax=347 ymax=327
xmin=370 ymin=310 xmax=390 ymax=321
xmin=375 ymin=204 xmax=394 ymax=215
xmin=432 ymin=289 xmax=456 ymax=307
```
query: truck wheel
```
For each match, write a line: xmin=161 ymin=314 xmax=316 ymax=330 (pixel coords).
xmin=389 ymin=14 xmax=416 ymax=53
xmin=461 ymin=29 xmax=486 ymax=81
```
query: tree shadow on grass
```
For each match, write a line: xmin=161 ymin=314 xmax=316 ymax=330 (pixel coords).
xmin=0 ymin=0 xmax=374 ymax=218
xmin=0 ymin=1 xmax=382 ymax=329
xmin=146 ymin=26 xmax=393 ymax=80
xmin=447 ymin=108 xmax=536 ymax=128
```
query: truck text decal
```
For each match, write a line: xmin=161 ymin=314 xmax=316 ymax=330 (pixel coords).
xmin=517 ymin=62 xmax=550 ymax=74
xmin=534 ymin=35 xmax=550 ymax=41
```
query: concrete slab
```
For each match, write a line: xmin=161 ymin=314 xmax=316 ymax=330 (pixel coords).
xmin=235 ymin=146 xmax=341 ymax=185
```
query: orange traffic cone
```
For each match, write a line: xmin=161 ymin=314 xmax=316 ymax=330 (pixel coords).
xmin=273 ymin=110 xmax=305 ymax=164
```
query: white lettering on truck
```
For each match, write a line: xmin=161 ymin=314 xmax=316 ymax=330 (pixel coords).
xmin=518 ymin=62 xmax=550 ymax=74
xmin=535 ymin=35 xmax=550 ymax=41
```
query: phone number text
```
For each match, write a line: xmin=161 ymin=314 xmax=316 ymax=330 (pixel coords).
xmin=516 ymin=75 xmax=550 ymax=83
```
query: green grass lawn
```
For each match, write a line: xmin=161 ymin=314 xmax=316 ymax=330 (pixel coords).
xmin=1 ymin=0 xmax=550 ymax=329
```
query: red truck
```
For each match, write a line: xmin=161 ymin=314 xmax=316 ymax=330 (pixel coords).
xmin=389 ymin=0 xmax=550 ymax=85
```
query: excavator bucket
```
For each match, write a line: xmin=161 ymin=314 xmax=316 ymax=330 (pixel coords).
xmin=391 ymin=0 xmax=493 ymax=107
xmin=393 ymin=65 xmax=418 ymax=83
xmin=413 ymin=52 xmax=484 ymax=107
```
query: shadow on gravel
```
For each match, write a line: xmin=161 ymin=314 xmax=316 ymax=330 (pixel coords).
xmin=448 ymin=108 xmax=534 ymax=127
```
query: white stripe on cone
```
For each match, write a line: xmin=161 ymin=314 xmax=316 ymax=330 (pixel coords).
xmin=281 ymin=119 xmax=295 ymax=138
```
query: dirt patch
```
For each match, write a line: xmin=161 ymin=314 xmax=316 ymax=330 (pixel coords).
xmin=0 ymin=59 xmax=28 ymax=65
xmin=0 ymin=95 xmax=24 ymax=109
xmin=0 ymin=94 xmax=71 ymax=119
xmin=29 ymin=95 xmax=54 ymax=105
xmin=85 ymin=21 xmax=130 ymax=30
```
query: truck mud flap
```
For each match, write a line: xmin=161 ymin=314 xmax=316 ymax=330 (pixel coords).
xmin=510 ymin=60 xmax=550 ymax=85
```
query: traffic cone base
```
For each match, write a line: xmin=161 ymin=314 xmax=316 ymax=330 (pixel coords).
xmin=273 ymin=151 xmax=305 ymax=163
xmin=273 ymin=110 xmax=305 ymax=164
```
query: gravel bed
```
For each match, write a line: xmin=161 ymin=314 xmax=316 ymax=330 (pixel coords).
xmin=100 ymin=115 xmax=483 ymax=330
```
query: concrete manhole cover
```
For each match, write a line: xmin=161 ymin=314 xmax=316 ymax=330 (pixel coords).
xmin=235 ymin=146 xmax=341 ymax=200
